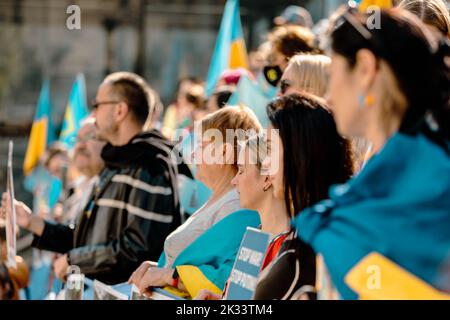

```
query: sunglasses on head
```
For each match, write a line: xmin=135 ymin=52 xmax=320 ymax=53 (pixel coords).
xmin=324 ymin=1 xmax=375 ymax=56
xmin=334 ymin=1 xmax=372 ymax=40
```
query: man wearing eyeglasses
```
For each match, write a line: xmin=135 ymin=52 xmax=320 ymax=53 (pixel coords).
xmin=2 ymin=72 xmax=192 ymax=286
xmin=59 ymin=117 xmax=106 ymax=226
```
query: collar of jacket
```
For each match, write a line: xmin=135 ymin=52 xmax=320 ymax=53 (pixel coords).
xmin=100 ymin=129 xmax=193 ymax=179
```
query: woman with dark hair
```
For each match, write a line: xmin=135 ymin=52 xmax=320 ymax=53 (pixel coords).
xmin=266 ymin=94 xmax=354 ymax=218
xmin=293 ymin=7 xmax=450 ymax=299
xmin=195 ymin=93 xmax=354 ymax=300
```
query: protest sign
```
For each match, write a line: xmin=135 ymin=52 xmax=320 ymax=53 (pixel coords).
xmin=225 ymin=227 xmax=271 ymax=300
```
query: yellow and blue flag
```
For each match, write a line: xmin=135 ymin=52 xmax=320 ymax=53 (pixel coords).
xmin=356 ymin=0 xmax=393 ymax=12
xmin=59 ymin=73 xmax=89 ymax=148
xmin=205 ymin=0 xmax=248 ymax=96
xmin=23 ymin=80 xmax=55 ymax=176
xmin=293 ymin=131 xmax=450 ymax=299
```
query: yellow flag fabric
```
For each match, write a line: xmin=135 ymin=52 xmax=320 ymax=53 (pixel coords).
xmin=345 ymin=252 xmax=450 ymax=300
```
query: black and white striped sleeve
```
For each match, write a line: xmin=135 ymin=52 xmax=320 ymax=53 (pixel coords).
xmin=68 ymin=168 xmax=180 ymax=278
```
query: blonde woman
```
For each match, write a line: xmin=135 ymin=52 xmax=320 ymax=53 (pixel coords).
xmin=128 ymin=105 xmax=263 ymax=299
xmin=278 ymin=53 xmax=370 ymax=172
xmin=278 ymin=54 xmax=331 ymax=97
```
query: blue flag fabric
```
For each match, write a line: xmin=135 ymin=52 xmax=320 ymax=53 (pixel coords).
xmin=23 ymin=80 xmax=55 ymax=175
xmin=227 ymin=74 xmax=277 ymax=128
xmin=205 ymin=0 xmax=249 ymax=96
xmin=293 ymin=131 xmax=450 ymax=299
xmin=158 ymin=210 xmax=261 ymax=298
xmin=59 ymin=74 xmax=89 ymax=149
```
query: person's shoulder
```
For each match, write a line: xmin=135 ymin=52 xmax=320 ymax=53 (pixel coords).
xmin=213 ymin=198 xmax=242 ymax=224
xmin=215 ymin=209 xmax=260 ymax=228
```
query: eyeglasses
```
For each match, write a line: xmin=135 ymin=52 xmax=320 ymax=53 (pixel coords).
xmin=90 ymin=100 xmax=121 ymax=110
xmin=279 ymin=79 xmax=292 ymax=95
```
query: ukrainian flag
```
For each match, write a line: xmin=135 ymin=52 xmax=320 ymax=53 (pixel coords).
xmin=205 ymin=0 xmax=248 ymax=96
xmin=23 ymin=80 xmax=55 ymax=176
xmin=357 ymin=0 xmax=393 ymax=12
xmin=59 ymin=73 xmax=89 ymax=149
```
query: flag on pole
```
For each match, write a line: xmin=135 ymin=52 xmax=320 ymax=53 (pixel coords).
xmin=59 ymin=73 xmax=89 ymax=149
xmin=23 ymin=80 xmax=55 ymax=176
xmin=205 ymin=0 xmax=248 ymax=96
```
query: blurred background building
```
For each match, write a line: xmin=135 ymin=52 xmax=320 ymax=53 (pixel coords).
xmin=0 ymin=0 xmax=351 ymax=204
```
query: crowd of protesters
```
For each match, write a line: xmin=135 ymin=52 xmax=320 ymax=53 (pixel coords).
xmin=1 ymin=0 xmax=449 ymax=300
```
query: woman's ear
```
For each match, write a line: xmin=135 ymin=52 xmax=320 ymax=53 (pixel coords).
xmin=355 ymin=49 xmax=377 ymax=92
xmin=263 ymin=175 xmax=273 ymax=192
xmin=222 ymin=143 xmax=234 ymax=167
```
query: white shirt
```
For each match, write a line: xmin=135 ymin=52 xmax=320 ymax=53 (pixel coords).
xmin=163 ymin=188 xmax=241 ymax=268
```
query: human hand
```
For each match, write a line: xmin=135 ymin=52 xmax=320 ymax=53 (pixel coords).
xmin=128 ymin=260 xmax=158 ymax=286
xmin=1 ymin=192 xmax=32 ymax=229
xmin=135 ymin=267 xmax=173 ymax=295
xmin=53 ymin=254 xmax=69 ymax=281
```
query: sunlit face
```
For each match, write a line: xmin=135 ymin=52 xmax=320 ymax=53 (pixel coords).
xmin=91 ymin=84 xmax=119 ymax=143
xmin=231 ymin=148 xmax=268 ymax=211
xmin=269 ymin=49 xmax=289 ymax=71
xmin=267 ymin=124 xmax=284 ymax=200
xmin=73 ymin=123 xmax=106 ymax=177
xmin=328 ymin=53 xmax=368 ymax=138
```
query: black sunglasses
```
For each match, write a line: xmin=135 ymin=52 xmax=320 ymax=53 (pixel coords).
xmin=90 ymin=100 xmax=121 ymax=110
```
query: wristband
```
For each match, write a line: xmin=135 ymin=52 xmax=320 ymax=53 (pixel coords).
xmin=171 ymin=268 xmax=179 ymax=287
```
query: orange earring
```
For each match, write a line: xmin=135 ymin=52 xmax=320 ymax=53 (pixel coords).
xmin=365 ymin=94 xmax=375 ymax=106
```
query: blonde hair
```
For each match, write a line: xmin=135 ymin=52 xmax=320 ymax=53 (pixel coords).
xmin=399 ymin=0 xmax=450 ymax=38
xmin=201 ymin=105 xmax=262 ymax=170
xmin=283 ymin=54 xmax=331 ymax=97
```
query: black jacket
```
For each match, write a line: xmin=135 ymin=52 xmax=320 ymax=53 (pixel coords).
xmin=32 ymin=129 xmax=192 ymax=284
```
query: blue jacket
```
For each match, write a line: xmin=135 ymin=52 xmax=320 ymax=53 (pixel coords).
xmin=293 ymin=131 xmax=450 ymax=299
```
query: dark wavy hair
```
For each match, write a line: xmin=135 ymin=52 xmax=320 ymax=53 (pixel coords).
xmin=266 ymin=93 xmax=355 ymax=217
xmin=331 ymin=8 xmax=450 ymax=143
